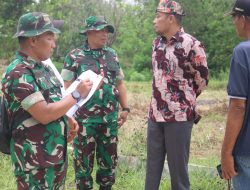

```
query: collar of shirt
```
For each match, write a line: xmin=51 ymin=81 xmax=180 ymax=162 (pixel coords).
xmin=159 ymin=27 xmax=185 ymax=46
xmin=82 ymin=41 xmax=109 ymax=54
xmin=16 ymin=50 xmax=41 ymax=69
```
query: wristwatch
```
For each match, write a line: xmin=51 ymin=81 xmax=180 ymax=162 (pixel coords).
xmin=71 ymin=90 xmax=81 ymax=102
xmin=122 ymin=107 xmax=130 ymax=113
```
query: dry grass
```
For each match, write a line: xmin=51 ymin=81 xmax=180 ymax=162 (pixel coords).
xmin=119 ymin=81 xmax=228 ymax=166
xmin=0 ymin=80 xmax=229 ymax=189
xmin=0 ymin=65 xmax=227 ymax=163
xmin=0 ymin=61 xmax=7 ymax=75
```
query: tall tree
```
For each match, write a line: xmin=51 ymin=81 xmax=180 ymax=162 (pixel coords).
xmin=0 ymin=0 xmax=244 ymax=79
xmin=113 ymin=1 xmax=156 ymax=72
xmin=180 ymin=0 xmax=240 ymax=77
xmin=0 ymin=0 xmax=35 ymax=60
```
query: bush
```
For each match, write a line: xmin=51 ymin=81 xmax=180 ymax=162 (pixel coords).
xmin=130 ymin=71 xmax=146 ymax=81
xmin=124 ymin=69 xmax=152 ymax=82
xmin=53 ymin=61 xmax=64 ymax=73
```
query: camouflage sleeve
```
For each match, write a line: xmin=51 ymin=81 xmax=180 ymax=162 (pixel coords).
xmin=117 ymin=68 xmax=125 ymax=81
xmin=115 ymin=59 xmax=124 ymax=81
xmin=61 ymin=51 xmax=77 ymax=82
xmin=190 ymin=41 xmax=209 ymax=96
xmin=112 ymin=50 xmax=124 ymax=81
xmin=9 ymin=68 xmax=45 ymax=110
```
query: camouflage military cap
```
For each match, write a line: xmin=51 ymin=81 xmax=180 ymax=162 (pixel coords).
xmin=13 ymin=12 xmax=61 ymax=38
xmin=156 ymin=0 xmax=185 ymax=16
xmin=80 ymin=16 xmax=114 ymax=35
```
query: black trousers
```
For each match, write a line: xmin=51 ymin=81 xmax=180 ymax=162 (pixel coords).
xmin=145 ymin=119 xmax=193 ymax=190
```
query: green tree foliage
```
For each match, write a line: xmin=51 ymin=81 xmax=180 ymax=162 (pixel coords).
xmin=27 ymin=0 xmax=126 ymax=60
xmin=179 ymin=0 xmax=241 ymax=77
xmin=113 ymin=1 xmax=156 ymax=73
xmin=0 ymin=0 xmax=35 ymax=60
xmin=0 ymin=0 xmax=243 ymax=79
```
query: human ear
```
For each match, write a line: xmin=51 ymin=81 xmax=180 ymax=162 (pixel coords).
xmin=29 ymin=37 xmax=37 ymax=47
xmin=169 ymin=15 xmax=175 ymax=23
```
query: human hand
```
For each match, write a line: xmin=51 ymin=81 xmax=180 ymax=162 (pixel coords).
xmin=76 ymin=78 xmax=93 ymax=98
xmin=221 ymin=153 xmax=238 ymax=180
xmin=117 ymin=111 xmax=129 ymax=128
xmin=67 ymin=117 xmax=79 ymax=142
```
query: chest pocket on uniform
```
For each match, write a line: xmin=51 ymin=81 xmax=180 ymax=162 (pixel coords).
xmin=79 ymin=55 xmax=99 ymax=74
xmin=104 ymin=52 xmax=120 ymax=85
xmin=32 ymin=69 xmax=62 ymax=101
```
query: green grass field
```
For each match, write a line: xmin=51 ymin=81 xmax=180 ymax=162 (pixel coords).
xmin=0 ymin=80 xmax=229 ymax=190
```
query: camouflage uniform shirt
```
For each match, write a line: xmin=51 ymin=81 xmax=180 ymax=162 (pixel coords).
xmin=61 ymin=43 xmax=123 ymax=124
xmin=149 ymin=29 xmax=209 ymax=122
xmin=1 ymin=51 xmax=67 ymax=173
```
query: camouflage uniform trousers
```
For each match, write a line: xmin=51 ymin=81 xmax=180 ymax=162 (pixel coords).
xmin=73 ymin=122 xmax=118 ymax=190
xmin=15 ymin=160 xmax=67 ymax=190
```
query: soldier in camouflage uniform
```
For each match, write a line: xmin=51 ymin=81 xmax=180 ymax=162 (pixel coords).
xmin=61 ymin=16 xmax=130 ymax=190
xmin=1 ymin=12 xmax=93 ymax=190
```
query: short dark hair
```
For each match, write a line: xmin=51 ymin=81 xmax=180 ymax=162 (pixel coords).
xmin=18 ymin=36 xmax=29 ymax=44
xmin=165 ymin=13 xmax=183 ymax=25
xmin=232 ymin=12 xmax=250 ymax=22
xmin=174 ymin=14 xmax=182 ymax=25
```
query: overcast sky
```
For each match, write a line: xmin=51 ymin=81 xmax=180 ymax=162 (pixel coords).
xmin=105 ymin=0 xmax=136 ymax=5
xmin=123 ymin=0 xmax=136 ymax=4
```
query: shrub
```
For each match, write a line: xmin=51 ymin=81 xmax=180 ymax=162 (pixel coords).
xmin=130 ymin=71 xmax=146 ymax=81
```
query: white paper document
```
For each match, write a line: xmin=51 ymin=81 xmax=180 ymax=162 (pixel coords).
xmin=65 ymin=70 xmax=103 ymax=117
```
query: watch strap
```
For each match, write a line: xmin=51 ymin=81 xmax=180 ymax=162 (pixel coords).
xmin=71 ymin=90 xmax=81 ymax=102
xmin=122 ymin=107 xmax=130 ymax=113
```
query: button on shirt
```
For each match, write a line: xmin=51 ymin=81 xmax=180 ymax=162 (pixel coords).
xmin=149 ymin=29 xmax=209 ymax=122
xmin=61 ymin=43 xmax=124 ymax=124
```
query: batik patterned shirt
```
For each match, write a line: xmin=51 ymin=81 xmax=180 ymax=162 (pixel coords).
xmin=149 ymin=29 xmax=209 ymax=122
xmin=1 ymin=51 xmax=67 ymax=173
